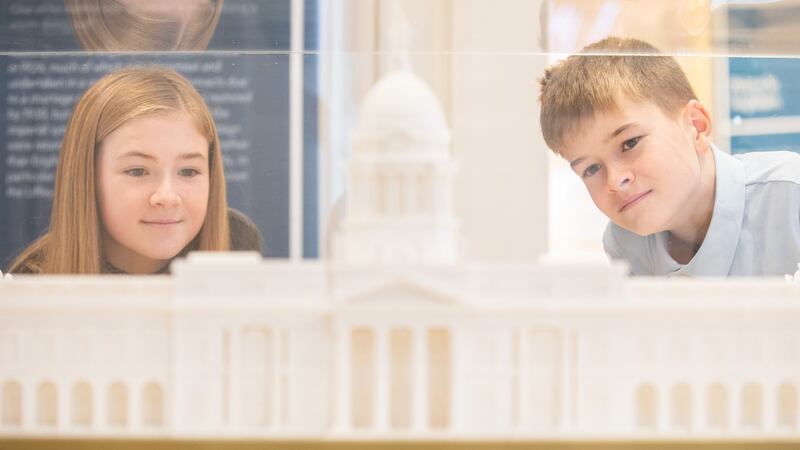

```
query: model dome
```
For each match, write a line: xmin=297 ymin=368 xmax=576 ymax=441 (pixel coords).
xmin=354 ymin=70 xmax=449 ymax=147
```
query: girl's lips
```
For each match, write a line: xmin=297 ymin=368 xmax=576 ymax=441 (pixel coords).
xmin=141 ymin=219 xmax=182 ymax=225
xmin=619 ymin=190 xmax=652 ymax=212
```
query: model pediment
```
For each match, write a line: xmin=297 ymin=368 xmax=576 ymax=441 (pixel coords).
xmin=339 ymin=276 xmax=462 ymax=310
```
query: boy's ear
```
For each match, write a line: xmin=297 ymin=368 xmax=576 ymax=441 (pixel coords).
xmin=685 ymin=99 xmax=713 ymax=151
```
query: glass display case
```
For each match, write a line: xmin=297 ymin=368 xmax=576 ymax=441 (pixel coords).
xmin=1 ymin=1 xmax=800 ymax=448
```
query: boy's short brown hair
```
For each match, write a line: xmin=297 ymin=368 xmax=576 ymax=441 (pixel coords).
xmin=539 ymin=37 xmax=698 ymax=154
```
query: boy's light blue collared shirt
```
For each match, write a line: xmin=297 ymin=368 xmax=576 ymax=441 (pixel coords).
xmin=603 ymin=146 xmax=800 ymax=277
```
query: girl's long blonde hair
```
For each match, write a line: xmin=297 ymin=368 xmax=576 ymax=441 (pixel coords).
xmin=10 ymin=66 xmax=230 ymax=274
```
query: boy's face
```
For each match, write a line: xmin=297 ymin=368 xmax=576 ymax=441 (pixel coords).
xmin=96 ymin=111 xmax=210 ymax=273
xmin=559 ymin=95 xmax=712 ymax=236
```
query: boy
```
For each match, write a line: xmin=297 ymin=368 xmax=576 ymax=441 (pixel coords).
xmin=539 ymin=37 xmax=800 ymax=276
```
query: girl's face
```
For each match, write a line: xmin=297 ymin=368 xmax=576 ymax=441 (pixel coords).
xmin=96 ymin=111 xmax=210 ymax=274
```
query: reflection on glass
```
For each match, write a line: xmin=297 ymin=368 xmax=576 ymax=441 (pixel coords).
xmin=726 ymin=0 xmax=800 ymax=55
xmin=544 ymin=0 xmax=712 ymax=56
xmin=64 ymin=0 xmax=223 ymax=51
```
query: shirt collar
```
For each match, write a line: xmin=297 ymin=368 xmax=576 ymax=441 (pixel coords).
xmin=652 ymin=146 xmax=746 ymax=277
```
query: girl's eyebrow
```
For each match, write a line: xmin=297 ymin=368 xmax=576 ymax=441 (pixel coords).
xmin=118 ymin=151 xmax=154 ymax=160
xmin=178 ymin=152 xmax=206 ymax=160
xmin=117 ymin=151 xmax=206 ymax=160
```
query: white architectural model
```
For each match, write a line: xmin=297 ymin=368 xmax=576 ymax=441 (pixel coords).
xmin=2 ymin=67 xmax=800 ymax=442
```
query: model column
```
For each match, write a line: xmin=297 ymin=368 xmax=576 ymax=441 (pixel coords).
xmin=560 ymin=329 xmax=575 ymax=432
xmin=130 ymin=380 xmax=141 ymax=432
xmin=335 ymin=323 xmax=352 ymax=432
xmin=412 ymin=325 xmax=428 ymax=432
xmin=228 ymin=326 xmax=241 ymax=430
xmin=692 ymin=379 xmax=705 ymax=432
xmin=658 ymin=381 xmax=669 ymax=432
xmin=763 ymin=380 xmax=775 ymax=432
xmin=271 ymin=327 xmax=282 ymax=431
xmin=95 ymin=379 xmax=106 ymax=432
xmin=375 ymin=325 xmax=389 ymax=432
xmin=730 ymin=381 xmax=740 ymax=432
xmin=57 ymin=380 xmax=69 ymax=432
xmin=518 ymin=328 xmax=530 ymax=431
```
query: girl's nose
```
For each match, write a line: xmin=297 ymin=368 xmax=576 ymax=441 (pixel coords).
xmin=150 ymin=177 xmax=181 ymax=207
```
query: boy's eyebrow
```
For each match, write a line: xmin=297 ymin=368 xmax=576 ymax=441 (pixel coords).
xmin=569 ymin=122 xmax=638 ymax=168
xmin=604 ymin=122 xmax=636 ymax=143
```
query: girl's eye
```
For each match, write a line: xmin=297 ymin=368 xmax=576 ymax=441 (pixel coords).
xmin=179 ymin=168 xmax=201 ymax=177
xmin=125 ymin=168 xmax=147 ymax=177
xmin=583 ymin=163 xmax=601 ymax=178
xmin=622 ymin=136 xmax=641 ymax=152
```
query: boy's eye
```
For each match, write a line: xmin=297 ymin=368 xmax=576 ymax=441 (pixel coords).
xmin=583 ymin=163 xmax=601 ymax=178
xmin=125 ymin=168 xmax=147 ymax=177
xmin=622 ymin=136 xmax=641 ymax=152
xmin=179 ymin=168 xmax=201 ymax=177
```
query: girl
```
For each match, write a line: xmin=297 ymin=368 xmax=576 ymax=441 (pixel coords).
xmin=8 ymin=66 xmax=257 ymax=274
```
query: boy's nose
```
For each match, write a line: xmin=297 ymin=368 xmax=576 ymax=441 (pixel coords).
xmin=150 ymin=177 xmax=181 ymax=207
xmin=608 ymin=167 xmax=634 ymax=191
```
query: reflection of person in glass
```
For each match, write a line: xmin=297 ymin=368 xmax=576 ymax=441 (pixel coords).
xmin=65 ymin=0 xmax=223 ymax=51
xmin=539 ymin=37 xmax=800 ymax=277
xmin=8 ymin=67 xmax=259 ymax=274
